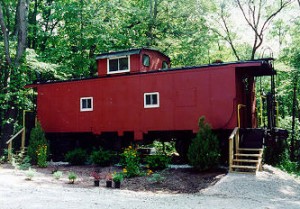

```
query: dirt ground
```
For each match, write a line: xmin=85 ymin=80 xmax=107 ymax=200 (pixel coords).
xmin=1 ymin=164 xmax=300 ymax=209
xmin=4 ymin=163 xmax=226 ymax=193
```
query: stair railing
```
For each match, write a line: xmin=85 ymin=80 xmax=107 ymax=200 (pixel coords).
xmin=6 ymin=128 xmax=25 ymax=162
xmin=229 ymin=127 xmax=240 ymax=172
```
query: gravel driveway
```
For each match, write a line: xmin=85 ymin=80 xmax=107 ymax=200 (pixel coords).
xmin=0 ymin=165 xmax=299 ymax=209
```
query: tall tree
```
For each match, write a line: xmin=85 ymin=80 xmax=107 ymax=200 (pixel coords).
xmin=0 ymin=0 xmax=29 ymax=154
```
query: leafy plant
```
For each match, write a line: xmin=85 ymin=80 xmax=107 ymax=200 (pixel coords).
xmin=53 ymin=171 xmax=63 ymax=180
xmin=37 ymin=144 xmax=48 ymax=167
xmin=27 ymin=122 xmax=48 ymax=165
xmin=68 ymin=172 xmax=77 ymax=184
xmin=120 ymin=146 xmax=141 ymax=178
xmin=147 ymin=173 xmax=165 ymax=184
xmin=145 ymin=155 xmax=170 ymax=170
xmin=187 ymin=117 xmax=220 ymax=171
xmin=112 ymin=172 xmax=124 ymax=183
xmin=90 ymin=147 xmax=112 ymax=166
xmin=65 ymin=148 xmax=87 ymax=165
xmin=25 ymin=168 xmax=36 ymax=180
xmin=11 ymin=151 xmax=31 ymax=170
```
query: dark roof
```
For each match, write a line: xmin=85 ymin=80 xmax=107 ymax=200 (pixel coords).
xmin=26 ymin=58 xmax=275 ymax=87
xmin=95 ymin=48 xmax=170 ymax=60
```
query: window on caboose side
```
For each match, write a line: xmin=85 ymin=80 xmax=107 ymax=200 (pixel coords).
xmin=142 ymin=54 xmax=150 ymax=67
xmin=144 ymin=92 xmax=159 ymax=108
xmin=107 ymin=56 xmax=130 ymax=74
xmin=80 ymin=97 xmax=93 ymax=112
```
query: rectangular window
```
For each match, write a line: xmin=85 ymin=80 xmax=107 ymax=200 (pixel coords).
xmin=107 ymin=56 xmax=130 ymax=74
xmin=144 ymin=92 xmax=159 ymax=108
xmin=80 ymin=97 xmax=93 ymax=112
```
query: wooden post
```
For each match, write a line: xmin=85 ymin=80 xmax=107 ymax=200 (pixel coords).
xmin=7 ymin=142 xmax=12 ymax=162
xmin=229 ymin=137 xmax=233 ymax=172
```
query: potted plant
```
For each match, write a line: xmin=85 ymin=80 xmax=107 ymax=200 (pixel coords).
xmin=106 ymin=173 xmax=112 ymax=188
xmin=112 ymin=172 xmax=123 ymax=188
xmin=91 ymin=171 xmax=101 ymax=186
xmin=68 ymin=172 xmax=77 ymax=184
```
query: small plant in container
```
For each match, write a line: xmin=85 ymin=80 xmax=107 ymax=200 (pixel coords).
xmin=91 ymin=171 xmax=101 ymax=186
xmin=68 ymin=172 xmax=77 ymax=184
xmin=106 ymin=173 xmax=112 ymax=188
xmin=112 ymin=172 xmax=124 ymax=188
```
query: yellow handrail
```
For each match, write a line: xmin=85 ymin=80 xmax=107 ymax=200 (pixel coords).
xmin=237 ymin=104 xmax=246 ymax=128
xmin=229 ymin=127 xmax=239 ymax=172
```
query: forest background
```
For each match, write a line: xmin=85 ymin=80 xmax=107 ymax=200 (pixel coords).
xmin=0 ymin=0 xmax=300 ymax=166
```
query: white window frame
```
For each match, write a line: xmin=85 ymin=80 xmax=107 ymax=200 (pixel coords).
xmin=144 ymin=92 xmax=160 ymax=108
xmin=107 ymin=56 xmax=130 ymax=75
xmin=80 ymin=97 xmax=93 ymax=112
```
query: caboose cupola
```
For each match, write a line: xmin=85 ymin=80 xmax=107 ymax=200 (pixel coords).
xmin=95 ymin=48 xmax=171 ymax=76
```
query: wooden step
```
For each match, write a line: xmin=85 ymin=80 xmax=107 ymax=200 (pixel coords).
xmin=238 ymin=148 xmax=263 ymax=152
xmin=231 ymin=165 xmax=257 ymax=170
xmin=235 ymin=153 xmax=262 ymax=157
xmin=233 ymin=159 xmax=259 ymax=163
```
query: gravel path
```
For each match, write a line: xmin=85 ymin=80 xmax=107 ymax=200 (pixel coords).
xmin=0 ymin=165 xmax=300 ymax=209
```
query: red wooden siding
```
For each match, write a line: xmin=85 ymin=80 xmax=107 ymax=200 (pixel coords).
xmin=37 ymin=64 xmax=237 ymax=140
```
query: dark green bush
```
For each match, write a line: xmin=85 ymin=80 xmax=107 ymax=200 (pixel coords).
xmin=27 ymin=122 xmax=48 ymax=165
xmin=90 ymin=147 xmax=112 ymax=166
xmin=65 ymin=148 xmax=87 ymax=165
xmin=187 ymin=117 xmax=220 ymax=171
xmin=145 ymin=155 xmax=171 ymax=170
xmin=264 ymin=139 xmax=287 ymax=166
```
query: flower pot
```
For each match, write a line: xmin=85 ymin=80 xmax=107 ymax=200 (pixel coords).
xmin=94 ymin=180 xmax=100 ymax=187
xmin=114 ymin=181 xmax=121 ymax=188
xmin=106 ymin=180 xmax=112 ymax=188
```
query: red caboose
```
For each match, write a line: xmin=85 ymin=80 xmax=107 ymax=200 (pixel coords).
xmin=27 ymin=48 xmax=275 ymax=159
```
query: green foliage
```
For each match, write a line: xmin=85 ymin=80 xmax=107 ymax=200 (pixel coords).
xmin=65 ymin=148 xmax=88 ymax=165
xmin=68 ymin=172 xmax=77 ymax=184
xmin=90 ymin=147 xmax=112 ymax=166
xmin=187 ymin=117 xmax=220 ymax=171
xmin=145 ymin=155 xmax=170 ymax=170
xmin=112 ymin=172 xmax=124 ymax=183
xmin=278 ymin=150 xmax=300 ymax=175
xmin=27 ymin=122 xmax=48 ymax=165
xmin=36 ymin=144 xmax=48 ymax=168
xmin=151 ymin=140 xmax=176 ymax=155
xmin=120 ymin=146 xmax=141 ymax=178
xmin=11 ymin=151 xmax=31 ymax=170
xmin=25 ymin=168 xmax=36 ymax=180
xmin=147 ymin=173 xmax=165 ymax=184
xmin=53 ymin=171 xmax=63 ymax=180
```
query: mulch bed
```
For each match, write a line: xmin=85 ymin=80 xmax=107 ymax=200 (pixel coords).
xmin=1 ymin=163 xmax=227 ymax=193
xmin=40 ymin=164 xmax=226 ymax=193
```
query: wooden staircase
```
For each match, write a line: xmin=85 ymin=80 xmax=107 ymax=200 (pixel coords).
xmin=229 ymin=128 xmax=263 ymax=174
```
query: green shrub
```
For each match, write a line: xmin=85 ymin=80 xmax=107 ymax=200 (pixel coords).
xmin=53 ymin=171 xmax=63 ymax=180
xmin=90 ymin=147 xmax=112 ymax=166
xmin=120 ymin=146 xmax=141 ymax=178
xmin=147 ymin=173 xmax=165 ymax=183
xmin=65 ymin=148 xmax=87 ymax=165
xmin=25 ymin=168 xmax=36 ymax=180
xmin=27 ymin=122 xmax=48 ymax=165
xmin=37 ymin=144 xmax=48 ymax=167
xmin=187 ymin=117 xmax=220 ymax=171
xmin=11 ymin=150 xmax=31 ymax=170
xmin=264 ymin=139 xmax=287 ymax=166
xmin=145 ymin=155 xmax=170 ymax=170
xmin=68 ymin=172 xmax=77 ymax=184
